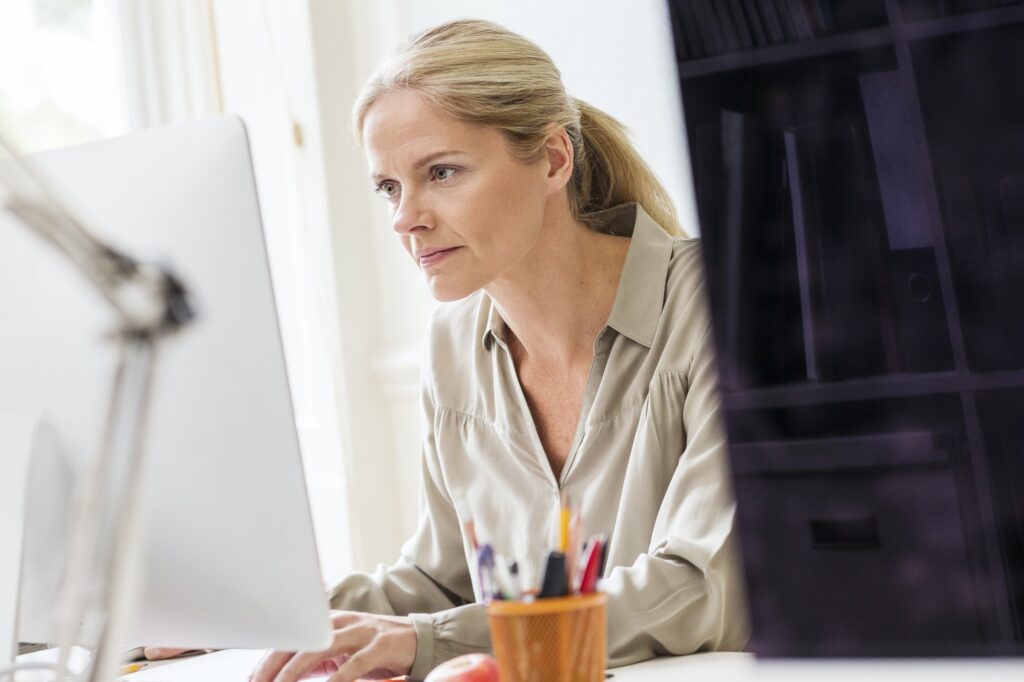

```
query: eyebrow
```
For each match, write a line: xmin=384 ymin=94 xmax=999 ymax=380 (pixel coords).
xmin=370 ymin=149 xmax=467 ymax=182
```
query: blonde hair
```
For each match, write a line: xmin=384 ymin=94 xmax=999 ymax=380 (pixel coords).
xmin=352 ymin=19 xmax=682 ymax=237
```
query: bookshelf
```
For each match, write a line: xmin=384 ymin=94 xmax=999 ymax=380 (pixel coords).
xmin=667 ymin=0 xmax=1024 ymax=655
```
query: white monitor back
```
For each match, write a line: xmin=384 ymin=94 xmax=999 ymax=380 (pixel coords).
xmin=0 ymin=116 xmax=331 ymax=652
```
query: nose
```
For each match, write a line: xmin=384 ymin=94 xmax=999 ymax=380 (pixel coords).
xmin=391 ymin=190 xmax=434 ymax=236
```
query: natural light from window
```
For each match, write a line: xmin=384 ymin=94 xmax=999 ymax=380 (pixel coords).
xmin=0 ymin=0 xmax=127 ymax=153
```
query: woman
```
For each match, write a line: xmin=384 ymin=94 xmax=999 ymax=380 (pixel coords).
xmin=250 ymin=18 xmax=748 ymax=682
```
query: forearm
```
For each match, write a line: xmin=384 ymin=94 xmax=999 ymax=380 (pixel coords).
xmin=327 ymin=555 xmax=468 ymax=616
xmin=603 ymin=537 xmax=748 ymax=667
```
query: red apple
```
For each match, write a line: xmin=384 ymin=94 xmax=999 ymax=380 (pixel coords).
xmin=424 ymin=653 xmax=500 ymax=682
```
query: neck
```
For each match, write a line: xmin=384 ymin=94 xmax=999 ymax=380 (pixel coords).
xmin=484 ymin=201 xmax=629 ymax=369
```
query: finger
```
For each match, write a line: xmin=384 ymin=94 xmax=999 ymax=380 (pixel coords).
xmin=143 ymin=647 xmax=193 ymax=660
xmin=278 ymin=627 xmax=374 ymax=682
xmin=300 ymin=658 xmax=342 ymax=678
xmin=329 ymin=612 xmax=363 ymax=629
xmin=274 ymin=649 xmax=340 ymax=682
xmin=326 ymin=648 xmax=380 ymax=682
xmin=248 ymin=650 xmax=296 ymax=682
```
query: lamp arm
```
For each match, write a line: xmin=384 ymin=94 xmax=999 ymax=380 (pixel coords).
xmin=0 ymin=132 xmax=194 ymax=336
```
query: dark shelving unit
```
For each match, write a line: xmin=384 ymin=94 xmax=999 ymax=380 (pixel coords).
xmin=668 ymin=0 xmax=1024 ymax=656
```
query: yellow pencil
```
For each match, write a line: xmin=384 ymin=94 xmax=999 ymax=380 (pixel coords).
xmin=119 ymin=662 xmax=147 ymax=676
xmin=559 ymin=490 xmax=571 ymax=552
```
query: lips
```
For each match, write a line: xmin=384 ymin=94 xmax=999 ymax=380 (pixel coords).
xmin=416 ymin=246 xmax=460 ymax=267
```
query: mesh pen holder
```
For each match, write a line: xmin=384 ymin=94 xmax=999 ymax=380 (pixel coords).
xmin=486 ymin=592 xmax=607 ymax=682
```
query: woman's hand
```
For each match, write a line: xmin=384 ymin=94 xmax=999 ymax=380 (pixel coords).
xmin=249 ymin=611 xmax=417 ymax=682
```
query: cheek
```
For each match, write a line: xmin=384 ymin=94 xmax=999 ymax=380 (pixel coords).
xmin=399 ymin=234 xmax=413 ymax=256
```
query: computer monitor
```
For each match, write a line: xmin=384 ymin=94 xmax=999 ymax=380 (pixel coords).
xmin=0 ymin=116 xmax=332 ymax=652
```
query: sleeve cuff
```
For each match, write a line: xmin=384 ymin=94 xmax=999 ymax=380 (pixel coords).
xmin=408 ymin=612 xmax=436 ymax=681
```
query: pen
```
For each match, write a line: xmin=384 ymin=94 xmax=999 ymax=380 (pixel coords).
xmin=508 ymin=560 xmax=524 ymax=599
xmin=464 ymin=518 xmax=479 ymax=552
xmin=573 ymin=537 xmax=592 ymax=593
xmin=538 ymin=549 xmax=568 ymax=598
xmin=577 ymin=536 xmax=603 ymax=594
xmin=492 ymin=554 xmax=519 ymax=600
xmin=565 ymin=509 xmax=582 ymax=593
xmin=476 ymin=544 xmax=497 ymax=600
xmin=119 ymin=662 xmax=147 ymax=676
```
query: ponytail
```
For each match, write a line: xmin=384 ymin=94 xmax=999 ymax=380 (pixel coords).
xmin=571 ymin=99 xmax=682 ymax=236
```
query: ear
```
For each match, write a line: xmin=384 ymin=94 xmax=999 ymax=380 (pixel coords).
xmin=541 ymin=127 xmax=575 ymax=194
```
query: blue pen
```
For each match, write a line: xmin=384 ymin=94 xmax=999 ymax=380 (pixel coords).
xmin=476 ymin=544 xmax=499 ymax=600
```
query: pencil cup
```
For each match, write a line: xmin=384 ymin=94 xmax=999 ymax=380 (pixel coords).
xmin=486 ymin=592 xmax=607 ymax=682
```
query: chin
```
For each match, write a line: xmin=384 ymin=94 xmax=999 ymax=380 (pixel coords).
xmin=430 ymin=286 xmax=479 ymax=303
xmin=427 ymin=277 xmax=483 ymax=303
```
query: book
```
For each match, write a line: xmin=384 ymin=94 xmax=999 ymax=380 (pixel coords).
xmin=692 ymin=0 xmax=724 ymax=55
xmin=713 ymin=0 xmax=742 ymax=52
xmin=727 ymin=0 xmax=756 ymax=48
xmin=786 ymin=0 xmax=817 ymax=38
xmin=888 ymin=247 xmax=955 ymax=372
xmin=939 ymin=174 xmax=1009 ymax=371
xmin=719 ymin=110 xmax=765 ymax=386
xmin=669 ymin=1 xmax=695 ymax=59
xmin=859 ymin=70 xmax=935 ymax=250
xmin=784 ymin=120 xmax=890 ymax=381
xmin=775 ymin=0 xmax=801 ymax=40
xmin=756 ymin=0 xmax=787 ymax=42
xmin=741 ymin=0 xmax=769 ymax=45
xmin=856 ymin=70 xmax=963 ymax=372
xmin=802 ymin=0 xmax=829 ymax=33
xmin=675 ymin=0 xmax=708 ymax=58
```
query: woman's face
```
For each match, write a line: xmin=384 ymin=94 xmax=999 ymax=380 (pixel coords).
xmin=362 ymin=89 xmax=556 ymax=301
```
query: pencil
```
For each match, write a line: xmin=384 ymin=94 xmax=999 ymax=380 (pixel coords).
xmin=119 ymin=662 xmax=147 ymax=676
xmin=559 ymin=490 xmax=570 ymax=552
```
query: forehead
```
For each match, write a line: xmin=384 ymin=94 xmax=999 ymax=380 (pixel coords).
xmin=362 ymin=90 xmax=498 ymax=173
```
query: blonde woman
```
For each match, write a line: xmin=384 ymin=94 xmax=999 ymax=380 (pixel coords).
xmin=250 ymin=18 xmax=748 ymax=682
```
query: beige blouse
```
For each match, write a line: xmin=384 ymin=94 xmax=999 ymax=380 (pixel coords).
xmin=328 ymin=203 xmax=749 ymax=679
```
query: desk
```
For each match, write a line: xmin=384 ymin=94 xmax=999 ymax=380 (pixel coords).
xmin=121 ymin=649 xmax=1024 ymax=681
xmin=17 ymin=647 xmax=1024 ymax=681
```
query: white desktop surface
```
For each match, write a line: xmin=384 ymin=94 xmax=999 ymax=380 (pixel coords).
xmin=119 ymin=649 xmax=1024 ymax=682
xmin=18 ymin=647 xmax=1024 ymax=681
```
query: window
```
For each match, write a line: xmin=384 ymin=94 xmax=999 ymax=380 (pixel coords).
xmin=0 ymin=0 xmax=128 ymax=153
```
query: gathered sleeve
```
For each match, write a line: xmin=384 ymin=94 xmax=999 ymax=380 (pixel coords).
xmin=601 ymin=322 xmax=750 ymax=665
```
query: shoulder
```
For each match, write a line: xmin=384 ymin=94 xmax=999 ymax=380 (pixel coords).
xmin=653 ymin=237 xmax=715 ymax=372
xmin=664 ymin=237 xmax=710 ymax=320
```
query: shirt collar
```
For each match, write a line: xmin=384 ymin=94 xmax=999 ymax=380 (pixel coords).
xmin=600 ymin=202 xmax=674 ymax=348
xmin=481 ymin=202 xmax=675 ymax=351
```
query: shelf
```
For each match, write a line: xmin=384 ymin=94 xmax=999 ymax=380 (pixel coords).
xmin=722 ymin=368 xmax=1024 ymax=410
xmin=895 ymin=2 xmax=1024 ymax=40
xmin=677 ymin=2 xmax=1024 ymax=79
xmin=678 ymin=25 xmax=896 ymax=78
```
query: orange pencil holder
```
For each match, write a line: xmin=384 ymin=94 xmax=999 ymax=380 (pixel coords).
xmin=486 ymin=592 xmax=607 ymax=682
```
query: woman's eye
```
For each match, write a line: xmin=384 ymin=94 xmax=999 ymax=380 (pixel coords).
xmin=375 ymin=181 xmax=399 ymax=198
xmin=432 ymin=166 xmax=457 ymax=182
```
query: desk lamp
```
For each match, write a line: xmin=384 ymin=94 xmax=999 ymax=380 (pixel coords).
xmin=0 ymin=130 xmax=195 ymax=682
